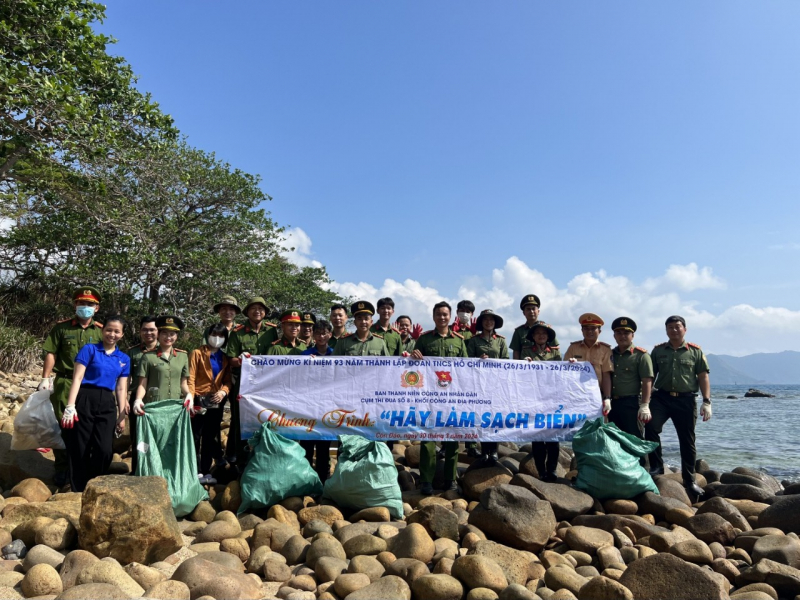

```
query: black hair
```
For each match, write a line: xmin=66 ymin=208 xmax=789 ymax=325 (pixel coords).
xmin=377 ymin=297 xmax=395 ymax=309
xmin=313 ymin=319 xmax=333 ymax=333
xmin=208 ymin=322 xmax=230 ymax=343
xmin=103 ymin=314 xmax=126 ymax=329
xmin=139 ymin=315 xmax=157 ymax=328
xmin=330 ymin=304 xmax=347 ymax=314
xmin=432 ymin=301 xmax=451 ymax=316
xmin=457 ymin=300 xmax=475 ymax=313
xmin=396 ymin=315 xmax=412 ymax=324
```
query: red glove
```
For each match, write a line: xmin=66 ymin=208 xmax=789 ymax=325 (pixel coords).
xmin=61 ymin=405 xmax=79 ymax=429
xmin=411 ymin=324 xmax=424 ymax=340
xmin=469 ymin=318 xmax=478 ymax=334
xmin=451 ymin=319 xmax=461 ymax=333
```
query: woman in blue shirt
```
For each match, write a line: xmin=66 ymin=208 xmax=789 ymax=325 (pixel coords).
xmin=61 ymin=315 xmax=131 ymax=491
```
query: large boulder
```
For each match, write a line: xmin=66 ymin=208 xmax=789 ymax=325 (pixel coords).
xmin=1 ymin=498 xmax=81 ymax=533
xmin=708 ymin=484 xmax=774 ymax=503
xmin=468 ymin=540 xmax=535 ymax=586
xmin=731 ymin=467 xmax=782 ymax=494
xmin=11 ymin=479 xmax=53 ymax=503
xmin=564 ymin=526 xmax=615 ymax=555
xmin=78 ymin=475 xmax=183 ymax=564
xmin=171 ymin=554 xmax=261 ymax=600
xmin=388 ymin=523 xmax=436 ymax=563
xmin=751 ymin=535 xmax=800 ymax=569
xmin=570 ymin=514 xmax=669 ymax=540
xmin=451 ymin=555 xmax=508 ymax=593
xmin=343 ymin=574 xmax=411 ymax=600
xmin=636 ymin=492 xmax=691 ymax=521
xmin=407 ymin=504 xmax=459 ymax=541
xmin=618 ymin=552 xmax=728 ymax=599
xmin=462 ymin=466 xmax=514 ymax=501
xmin=758 ymin=495 xmax=800 ymax=535
xmin=509 ymin=474 xmax=594 ymax=521
xmin=736 ymin=559 xmax=800 ymax=598
xmin=685 ymin=513 xmax=737 ymax=545
xmin=696 ymin=497 xmax=751 ymax=531
xmin=654 ymin=476 xmax=692 ymax=506
xmin=468 ymin=484 xmax=555 ymax=552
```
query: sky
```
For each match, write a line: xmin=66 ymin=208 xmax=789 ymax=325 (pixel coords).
xmin=98 ymin=1 xmax=800 ymax=356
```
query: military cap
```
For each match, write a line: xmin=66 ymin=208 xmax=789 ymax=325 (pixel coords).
xmin=611 ymin=317 xmax=637 ymax=332
xmin=301 ymin=312 xmax=317 ymax=325
xmin=665 ymin=315 xmax=686 ymax=327
xmin=156 ymin=315 xmax=184 ymax=332
xmin=519 ymin=294 xmax=541 ymax=310
xmin=243 ymin=297 xmax=268 ymax=314
xmin=73 ymin=286 xmax=101 ymax=304
xmin=213 ymin=295 xmax=242 ymax=314
xmin=579 ymin=313 xmax=604 ymax=327
xmin=351 ymin=301 xmax=375 ymax=316
xmin=281 ymin=309 xmax=303 ymax=323
xmin=476 ymin=309 xmax=504 ymax=330
xmin=527 ymin=321 xmax=557 ymax=344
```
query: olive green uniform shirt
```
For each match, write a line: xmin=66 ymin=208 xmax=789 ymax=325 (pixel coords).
xmin=521 ymin=345 xmax=562 ymax=362
xmin=400 ymin=337 xmax=416 ymax=355
xmin=370 ymin=324 xmax=403 ymax=356
xmin=329 ymin=332 xmax=348 ymax=350
xmin=414 ymin=329 xmax=468 ymax=358
xmin=266 ymin=338 xmax=308 ymax=355
xmin=611 ymin=346 xmax=654 ymax=397
xmin=43 ymin=318 xmax=104 ymax=376
xmin=651 ymin=341 xmax=709 ymax=394
xmin=127 ymin=343 xmax=158 ymax=394
xmin=509 ymin=321 xmax=561 ymax=355
xmin=136 ymin=348 xmax=190 ymax=402
xmin=333 ymin=333 xmax=390 ymax=356
xmin=466 ymin=334 xmax=509 ymax=359
xmin=225 ymin=322 xmax=278 ymax=358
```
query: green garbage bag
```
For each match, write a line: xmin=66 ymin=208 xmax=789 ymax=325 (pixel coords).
xmin=572 ymin=418 xmax=660 ymax=500
xmin=239 ymin=424 xmax=323 ymax=515
xmin=136 ymin=399 xmax=209 ymax=517
xmin=322 ymin=435 xmax=403 ymax=519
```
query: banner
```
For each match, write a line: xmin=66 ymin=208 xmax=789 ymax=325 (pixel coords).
xmin=239 ymin=356 xmax=602 ymax=443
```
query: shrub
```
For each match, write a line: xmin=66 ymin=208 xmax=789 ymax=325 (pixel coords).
xmin=0 ymin=322 xmax=40 ymax=373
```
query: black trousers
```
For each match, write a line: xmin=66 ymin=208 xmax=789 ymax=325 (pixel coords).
xmin=608 ymin=396 xmax=643 ymax=439
xmin=481 ymin=442 xmax=498 ymax=456
xmin=191 ymin=400 xmax=226 ymax=474
xmin=225 ymin=379 xmax=246 ymax=464
xmin=62 ymin=385 xmax=116 ymax=492
xmin=644 ymin=392 xmax=697 ymax=484
xmin=129 ymin=400 xmax=139 ymax=475
xmin=300 ymin=440 xmax=332 ymax=483
xmin=531 ymin=442 xmax=560 ymax=475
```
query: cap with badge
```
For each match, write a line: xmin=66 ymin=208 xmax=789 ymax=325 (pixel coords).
xmin=579 ymin=313 xmax=604 ymax=327
xmin=301 ymin=312 xmax=317 ymax=325
xmin=213 ymin=295 xmax=242 ymax=314
xmin=73 ymin=286 xmax=101 ymax=304
xmin=476 ymin=309 xmax=504 ymax=330
xmin=519 ymin=294 xmax=541 ymax=310
xmin=280 ymin=309 xmax=303 ymax=323
xmin=351 ymin=301 xmax=375 ymax=316
xmin=611 ymin=317 xmax=637 ymax=332
xmin=156 ymin=315 xmax=184 ymax=332
xmin=665 ymin=315 xmax=686 ymax=327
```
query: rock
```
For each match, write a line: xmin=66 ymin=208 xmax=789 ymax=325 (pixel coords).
xmin=577 ymin=576 xmax=633 ymax=600
xmin=636 ymin=492 xmax=691 ymax=521
xmin=54 ymin=582 xmax=129 ymax=599
xmin=35 ymin=518 xmax=76 ymax=551
xmin=195 ymin=520 xmax=240 ymax=544
xmin=58 ymin=549 xmax=99 ymax=589
xmin=124 ymin=562 xmax=167 ymax=590
xmin=220 ymin=480 xmax=241 ymax=513
xmin=709 ymin=484 xmax=774 ymax=504
xmin=343 ymin=534 xmax=387 ymax=558
xmin=11 ymin=479 xmax=52 ymax=504
xmin=1 ymin=500 xmax=81 ymax=534
xmin=334 ymin=573 xmax=371 ymax=597
xmin=348 ymin=555 xmax=385 ymax=582
xmin=565 ymin=527 xmax=615 ymax=555
xmin=407 ymin=504 xmax=459 ymax=541
xmin=570 ymin=515 xmax=669 ymax=541
xmin=78 ymin=476 xmax=183 ymax=565
xmin=349 ymin=507 xmax=391 ymax=523
xmin=711 ymin=557 xmax=740 ymax=583
xmin=602 ymin=500 xmax=638 ymax=516
xmin=466 ymin=588 xmax=499 ymax=600
xmin=22 ymin=563 xmax=63 ymax=597
xmin=304 ymin=519 xmax=334 ymax=537
xmin=263 ymin=556 xmax=293 ymax=582
xmin=189 ymin=501 xmax=216 ymax=523
xmin=498 ymin=583 xmax=539 ymax=600
xmin=171 ymin=554 xmax=261 ymax=600
xmin=509 ymin=474 xmax=594 ymax=521
xmin=143 ymin=580 xmax=191 ymax=599
xmin=280 ymin=534 xmax=310 ymax=565
xmin=743 ymin=389 xmax=774 ymax=398
xmin=306 ymin=537 xmax=347 ymax=568
xmin=342 ymin=574 xmax=411 ymax=600
xmin=729 ymin=583 xmax=778 ymax=599
xmin=648 ymin=526 xmax=697 ymax=553
xmin=76 ymin=558 xmax=145 ymax=597
xmin=469 ymin=540 xmax=535 ymax=586
xmin=191 ymin=549 xmax=246 ymax=572
xmin=686 ymin=513 xmax=737 ymax=545
xmin=697 ymin=497 xmax=751 ymax=531
xmin=251 ymin=518 xmax=297 ymax=554
xmin=670 ymin=539 xmax=714 ymax=564
xmin=736 ymin=558 xmax=800 ymax=598
xmin=220 ymin=537 xmax=251 ymax=563
xmin=388 ymin=523 xmax=436 ymax=563
xmin=468 ymin=484 xmax=556 ymax=553
xmin=0 ymin=571 xmax=24 ymax=588
xmin=405 ymin=445 xmax=421 ymax=467
xmin=315 ymin=556 xmax=349 ymax=583
xmin=452 ymin=555 xmax=508 ymax=593
xmin=12 ymin=516 xmax=53 ymax=548
xmin=299 ymin=506 xmax=344 ymax=527
xmin=721 ymin=473 xmax=774 ymax=492
xmin=384 ymin=558 xmax=431 ymax=586
xmin=545 ymin=566 xmax=590 ymax=595
xmin=758 ymin=495 xmax=800 ymax=535
xmin=412 ymin=573 xmax=464 ymax=600
xmin=654 ymin=476 xmax=693 ymax=506
xmin=22 ymin=544 xmax=65 ymax=571
xmin=462 ymin=467 xmax=514 ymax=501
xmin=618 ymin=552 xmax=729 ymax=599
xmin=751 ymin=534 xmax=800 ymax=568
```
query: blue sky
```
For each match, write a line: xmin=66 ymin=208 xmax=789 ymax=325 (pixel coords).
xmin=99 ymin=2 xmax=800 ymax=354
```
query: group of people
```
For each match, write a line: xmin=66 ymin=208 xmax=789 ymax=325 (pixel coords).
xmin=39 ymin=286 xmax=712 ymax=499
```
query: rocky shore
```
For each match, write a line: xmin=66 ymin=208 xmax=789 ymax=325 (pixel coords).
xmin=2 ymin=369 xmax=800 ymax=600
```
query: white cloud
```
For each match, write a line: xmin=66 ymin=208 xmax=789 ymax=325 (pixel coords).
xmin=277 ymin=227 xmax=323 ymax=269
xmin=769 ymin=242 xmax=800 ymax=251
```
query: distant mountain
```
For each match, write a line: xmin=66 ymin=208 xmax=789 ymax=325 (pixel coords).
xmin=707 ymin=350 xmax=800 ymax=385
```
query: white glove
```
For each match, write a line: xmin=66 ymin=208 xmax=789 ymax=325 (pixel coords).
xmin=401 ymin=351 xmax=410 ymax=358
xmin=133 ymin=398 xmax=145 ymax=416
xmin=37 ymin=377 xmax=52 ymax=391
xmin=61 ymin=405 xmax=79 ymax=429
xmin=701 ymin=402 xmax=712 ymax=422
xmin=602 ymin=399 xmax=611 ymax=416
xmin=638 ymin=403 xmax=652 ymax=423
xmin=184 ymin=394 xmax=196 ymax=416
xmin=239 ymin=352 xmax=251 ymax=361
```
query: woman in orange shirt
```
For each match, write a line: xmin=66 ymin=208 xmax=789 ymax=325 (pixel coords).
xmin=188 ymin=323 xmax=232 ymax=485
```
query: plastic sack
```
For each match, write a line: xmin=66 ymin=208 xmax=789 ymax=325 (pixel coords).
xmin=572 ymin=417 xmax=660 ymax=500
xmin=239 ymin=424 xmax=323 ymax=514
xmin=11 ymin=390 xmax=65 ymax=450
xmin=136 ymin=399 xmax=208 ymax=517
xmin=322 ymin=435 xmax=404 ymax=519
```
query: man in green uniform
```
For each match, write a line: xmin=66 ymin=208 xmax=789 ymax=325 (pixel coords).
xmin=127 ymin=315 xmax=158 ymax=475
xmin=203 ymin=295 xmax=242 ymax=345
xmin=333 ymin=301 xmax=390 ymax=356
xmin=411 ymin=301 xmax=468 ymax=495
xmin=268 ymin=310 xmax=308 ymax=355
xmin=299 ymin=312 xmax=316 ymax=348
xmin=41 ymin=286 xmax=104 ymax=485
xmin=646 ymin=315 xmax=711 ymax=498
xmin=395 ymin=315 xmax=417 ymax=355
xmin=509 ymin=294 xmax=560 ymax=360
xmin=370 ymin=297 xmax=403 ymax=355
xmin=609 ymin=317 xmax=653 ymax=440
xmin=328 ymin=304 xmax=349 ymax=350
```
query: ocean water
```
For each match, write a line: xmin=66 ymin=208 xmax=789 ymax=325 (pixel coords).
xmin=656 ymin=384 xmax=800 ymax=483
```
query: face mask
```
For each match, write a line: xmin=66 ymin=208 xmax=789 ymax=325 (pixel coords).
xmin=76 ymin=306 xmax=95 ymax=319
xmin=208 ymin=336 xmax=225 ymax=349
xmin=457 ymin=311 xmax=471 ymax=324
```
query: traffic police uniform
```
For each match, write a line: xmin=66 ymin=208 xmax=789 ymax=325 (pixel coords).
xmin=267 ymin=310 xmax=308 ymax=355
xmin=609 ymin=317 xmax=654 ymax=439
xmin=43 ymin=286 xmax=104 ymax=479
xmin=509 ymin=295 xmax=561 ymax=357
xmin=645 ymin=316 xmax=710 ymax=488
xmin=563 ymin=313 xmax=614 ymax=387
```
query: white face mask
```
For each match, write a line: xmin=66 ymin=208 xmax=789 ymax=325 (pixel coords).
xmin=457 ymin=311 xmax=471 ymax=324
xmin=208 ymin=336 xmax=225 ymax=349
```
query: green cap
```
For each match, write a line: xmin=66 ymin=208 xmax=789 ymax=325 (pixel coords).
xmin=213 ymin=295 xmax=241 ymax=314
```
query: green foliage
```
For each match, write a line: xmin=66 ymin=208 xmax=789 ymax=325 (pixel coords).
xmin=0 ymin=322 xmax=40 ymax=372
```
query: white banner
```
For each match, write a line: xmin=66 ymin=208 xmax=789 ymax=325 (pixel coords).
xmin=239 ymin=356 xmax=602 ymax=443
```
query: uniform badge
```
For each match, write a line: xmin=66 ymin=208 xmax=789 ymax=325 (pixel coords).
xmin=401 ymin=371 xmax=424 ymax=388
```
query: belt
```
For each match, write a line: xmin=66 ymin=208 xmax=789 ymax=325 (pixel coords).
xmin=612 ymin=395 xmax=640 ymax=400
xmin=655 ymin=390 xmax=696 ymax=398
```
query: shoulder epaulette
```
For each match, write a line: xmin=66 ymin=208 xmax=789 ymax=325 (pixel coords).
xmin=341 ymin=333 xmax=352 ymax=339
xmin=598 ymin=341 xmax=611 ymax=347
xmin=452 ymin=331 xmax=464 ymax=339
xmin=175 ymin=348 xmax=187 ymax=353
xmin=551 ymin=344 xmax=560 ymax=349
xmin=373 ymin=333 xmax=384 ymax=339
xmin=265 ymin=321 xmax=277 ymax=328
xmin=93 ymin=321 xmax=103 ymax=327
xmin=496 ymin=334 xmax=505 ymax=339
xmin=57 ymin=318 xmax=71 ymax=323
xmin=271 ymin=338 xmax=282 ymax=345
xmin=687 ymin=342 xmax=702 ymax=349
xmin=635 ymin=346 xmax=648 ymax=353
xmin=143 ymin=348 xmax=158 ymax=354
xmin=233 ymin=324 xmax=244 ymax=331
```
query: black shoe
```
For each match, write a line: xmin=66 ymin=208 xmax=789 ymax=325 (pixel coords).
xmin=54 ymin=471 xmax=68 ymax=487
xmin=685 ymin=481 xmax=705 ymax=499
xmin=649 ymin=468 xmax=664 ymax=476
xmin=420 ymin=482 xmax=434 ymax=496
xmin=542 ymin=471 xmax=558 ymax=483
xmin=488 ymin=451 xmax=499 ymax=462
xmin=466 ymin=446 xmax=482 ymax=458
xmin=444 ymin=480 xmax=458 ymax=492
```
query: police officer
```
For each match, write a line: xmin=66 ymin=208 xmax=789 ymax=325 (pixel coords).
xmin=40 ymin=286 xmax=105 ymax=486
xmin=268 ymin=310 xmax=308 ymax=355
xmin=127 ymin=315 xmax=158 ymax=475
xmin=328 ymin=304 xmax=349 ymax=350
xmin=371 ymin=298 xmax=403 ymax=355
xmin=394 ymin=315 xmax=417 ymax=355
xmin=564 ymin=313 xmax=613 ymax=415
xmin=452 ymin=300 xmax=475 ymax=340
xmin=132 ymin=316 xmax=191 ymax=413
xmin=203 ymin=296 xmax=242 ymax=345
xmin=509 ymin=295 xmax=560 ymax=360
xmin=299 ymin=312 xmax=316 ymax=348
xmin=411 ymin=301 xmax=468 ymax=495
xmin=609 ymin=317 xmax=654 ymax=439
xmin=333 ymin=302 xmax=390 ymax=356
xmin=646 ymin=315 xmax=711 ymax=498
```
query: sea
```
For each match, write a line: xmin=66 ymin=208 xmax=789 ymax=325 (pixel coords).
xmin=648 ymin=384 xmax=800 ymax=483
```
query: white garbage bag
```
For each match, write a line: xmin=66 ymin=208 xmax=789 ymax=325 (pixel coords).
xmin=11 ymin=390 xmax=66 ymax=450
